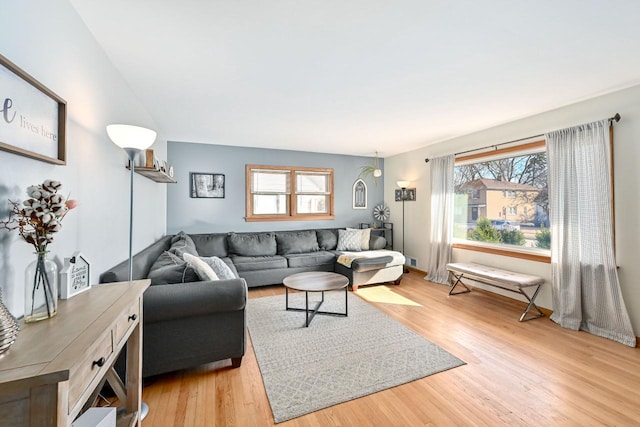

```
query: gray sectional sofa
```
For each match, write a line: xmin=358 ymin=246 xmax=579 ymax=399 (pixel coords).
xmin=100 ymin=228 xmax=403 ymax=377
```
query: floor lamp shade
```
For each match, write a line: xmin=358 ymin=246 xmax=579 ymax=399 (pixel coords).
xmin=397 ymin=180 xmax=410 ymax=189
xmin=106 ymin=124 xmax=156 ymax=150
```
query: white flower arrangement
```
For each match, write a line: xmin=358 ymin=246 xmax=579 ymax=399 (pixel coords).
xmin=0 ymin=179 xmax=77 ymax=253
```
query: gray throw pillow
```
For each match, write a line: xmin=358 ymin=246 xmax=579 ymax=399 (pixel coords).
xmin=336 ymin=229 xmax=363 ymax=252
xmin=147 ymin=251 xmax=198 ymax=285
xmin=275 ymin=230 xmax=320 ymax=255
xmin=316 ymin=229 xmax=338 ymax=250
xmin=168 ymin=231 xmax=199 ymax=258
xmin=200 ymin=256 xmax=238 ymax=280
xmin=228 ymin=232 xmax=277 ymax=256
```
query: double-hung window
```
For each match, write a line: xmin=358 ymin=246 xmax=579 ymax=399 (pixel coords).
xmin=246 ymin=165 xmax=334 ymax=221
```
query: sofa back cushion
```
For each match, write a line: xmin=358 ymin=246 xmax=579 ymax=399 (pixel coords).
xmin=275 ymin=230 xmax=320 ymax=255
xmin=147 ymin=251 xmax=199 ymax=285
xmin=316 ymin=229 xmax=339 ymax=250
xmin=228 ymin=232 xmax=277 ymax=256
xmin=168 ymin=231 xmax=199 ymax=258
xmin=189 ymin=233 xmax=228 ymax=257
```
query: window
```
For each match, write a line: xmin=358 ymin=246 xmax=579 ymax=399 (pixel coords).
xmin=246 ymin=165 xmax=334 ymax=221
xmin=453 ymin=141 xmax=550 ymax=261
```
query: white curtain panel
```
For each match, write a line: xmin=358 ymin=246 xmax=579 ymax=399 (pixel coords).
xmin=546 ymin=120 xmax=635 ymax=346
xmin=426 ymin=155 xmax=455 ymax=285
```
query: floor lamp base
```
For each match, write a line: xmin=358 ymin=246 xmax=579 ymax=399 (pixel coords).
xmin=141 ymin=401 xmax=149 ymax=419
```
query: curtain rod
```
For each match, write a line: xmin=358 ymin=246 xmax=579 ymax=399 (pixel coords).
xmin=424 ymin=113 xmax=621 ymax=163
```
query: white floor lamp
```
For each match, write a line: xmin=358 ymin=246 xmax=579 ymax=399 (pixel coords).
xmin=107 ymin=124 xmax=156 ymax=420
xmin=397 ymin=180 xmax=410 ymax=273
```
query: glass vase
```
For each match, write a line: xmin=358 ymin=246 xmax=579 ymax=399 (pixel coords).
xmin=24 ymin=252 xmax=58 ymax=323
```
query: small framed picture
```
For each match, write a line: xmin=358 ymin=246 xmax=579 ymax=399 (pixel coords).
xmin=60 ymin=252 xmax=91 ymax=299
xmin=190 ymin=172 xmax=225 ymax=198
xmin=395 ymin=188 xmax=416 ymax=201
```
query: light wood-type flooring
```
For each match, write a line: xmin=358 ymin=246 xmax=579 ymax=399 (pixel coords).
xmin=141 ymin=271 xmax=640 ymax=426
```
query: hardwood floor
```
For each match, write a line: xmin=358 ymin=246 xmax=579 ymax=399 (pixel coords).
xmin=141 ymin=271 xmax=640 ymax=426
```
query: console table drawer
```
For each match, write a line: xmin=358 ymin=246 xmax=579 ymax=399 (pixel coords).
xmin=114 ymin=300 xmax=140 ymax=347
xmin=68 ymin=329 xmax=113 ymax=409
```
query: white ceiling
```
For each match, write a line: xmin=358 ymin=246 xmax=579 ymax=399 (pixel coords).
xmin=69 ymin=0 xmax=640 ymax=157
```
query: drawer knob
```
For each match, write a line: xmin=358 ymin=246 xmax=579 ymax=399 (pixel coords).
xmin=128 ymin=314 xmax=138 ymax=321
xmin=92 ymin=357 xmax=106 ymax=368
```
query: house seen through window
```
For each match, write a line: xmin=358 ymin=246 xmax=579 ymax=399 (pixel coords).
xmin=453 ymin=142 xmax=551 ymax=252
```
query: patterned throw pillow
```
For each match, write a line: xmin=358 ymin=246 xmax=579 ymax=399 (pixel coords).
xmin=347 ymin=227 xmax=371 ymax=250
xmin=336 ymin=229 xmax=363 ymax=251
xmin=183 ymin=253 xmax=219 ymax=281
xmin=200 ymin=256 xmax=237 ymax=280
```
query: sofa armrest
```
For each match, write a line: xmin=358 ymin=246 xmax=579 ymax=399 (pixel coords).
xmin=351 ymin=256 xmax=394 ymax=272
xmin=143 ymin=278 xmax=248 ymax=323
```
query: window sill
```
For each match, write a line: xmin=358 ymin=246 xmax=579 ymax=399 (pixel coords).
xmin=452 ymin=241 xmax=551 ymax=263
xmin=246 ymin=214 xmax=335 ymax=222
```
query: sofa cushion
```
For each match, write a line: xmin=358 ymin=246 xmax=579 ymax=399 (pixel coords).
xmin=189 ymin=233 xmax=228 ymax=257
xmin=169 ymin=231 xmax=199 ymax=258
xmin=275 ymin=230 xmax=320 ymax=255
xmin=285 ymin=251 xmax=336 ymax=268
xmin=370 ymin=235 xmax=387 ymax=250
xmin=200 ymin=256 xmax=238 ymax=280
xmin=316 ymin=229 xmax=338 ymax=250
xmin=228 ymin=232 xmax=277 ymax=256
xmin=231 ymin=255 xmax=287 ymax=272
xmin=147 ymin=251 xmax=199 ymax=285
xmin=336 ymin=229 xmax=363 ymax=251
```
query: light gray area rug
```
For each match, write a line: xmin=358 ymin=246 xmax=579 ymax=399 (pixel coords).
xmin=247 ymin=291 xmax=465 ymax=423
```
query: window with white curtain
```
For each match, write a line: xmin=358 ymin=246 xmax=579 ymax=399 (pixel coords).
xmin=246 ymin=165 xmax=334 ymax=221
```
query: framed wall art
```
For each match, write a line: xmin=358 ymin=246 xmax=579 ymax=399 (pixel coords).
xmin=352 ymin=178 xmax=367 ymax=209
xmin=395 ymin=188 xmax=416 ymax=201
xmin=190 ymin=172 xmax=225 ymax=198
xmin=0 ymin=54 xmax=66 ymax=165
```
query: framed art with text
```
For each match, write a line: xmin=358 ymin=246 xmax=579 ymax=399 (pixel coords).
xmin=0 ymin=54 xmax=66 ymax=165
xmin=60 ymin=252 xmax=91 ymax=299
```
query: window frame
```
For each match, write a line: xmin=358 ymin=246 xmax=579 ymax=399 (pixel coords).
xmin=452 ymin=140 xmax=551 ymax=263
xmin=246 ymin=164 xmax=335 ymax=222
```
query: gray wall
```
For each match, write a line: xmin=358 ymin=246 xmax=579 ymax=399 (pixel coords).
xmin=1 ymin=0 xmax=167 ymax=316
xmin=167 ymin=142 xmax=384 ymax=234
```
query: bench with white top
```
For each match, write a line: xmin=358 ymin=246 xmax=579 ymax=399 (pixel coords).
xmin=446 ymin=262 xmax=545 ymax=322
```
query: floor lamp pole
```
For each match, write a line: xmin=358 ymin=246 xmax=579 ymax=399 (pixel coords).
xmin=123 ymin=149 xmax=149 ymax=420
xmin=124 ymin=149 xmax=137 ymax=282
xmin=401 ymin=188 xmax=408 ymax=274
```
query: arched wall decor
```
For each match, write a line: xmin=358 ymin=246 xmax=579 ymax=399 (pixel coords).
xmin=352 ymin=178 xmax=367 ymax=209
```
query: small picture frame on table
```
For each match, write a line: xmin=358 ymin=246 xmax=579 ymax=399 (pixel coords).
xmin=60 ymin=252 xmax=91 ymax=299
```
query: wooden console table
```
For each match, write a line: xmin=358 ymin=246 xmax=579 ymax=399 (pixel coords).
xmin=0 ymin=279 xmax=150 ymax=426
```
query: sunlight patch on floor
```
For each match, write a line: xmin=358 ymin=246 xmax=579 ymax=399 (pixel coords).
xmin=356 ymin=286 xmax=422 ymax=306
